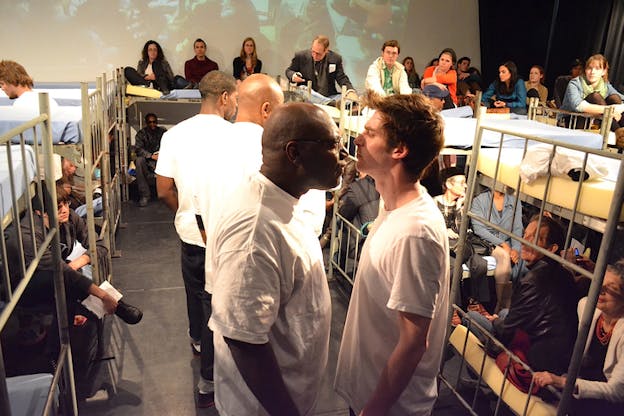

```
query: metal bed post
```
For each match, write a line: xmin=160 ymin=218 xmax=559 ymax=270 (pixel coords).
xmin=117 ymin=67 xmax=130 ymax=202
xmin=40 ymin=93 xmax=79 ymax=416
xmin=600 ymin=106 xmax=614 ymax=150
xmin=81 ymin=82 xmax=101 ymax=285
xmin=557 ymin=156 xmax=624 ymax=415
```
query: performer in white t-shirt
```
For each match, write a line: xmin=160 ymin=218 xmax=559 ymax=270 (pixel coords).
xmin=335 ymin=93 xmax=449 ymax=415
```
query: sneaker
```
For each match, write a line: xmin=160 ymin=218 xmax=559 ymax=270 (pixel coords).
xmin=467 ymin=299 xmax=493 ymax=320
xmin=191 ymin=340 xmax=201 ymax=355
xmin=196 ymin=390 xmax=215 ymax=408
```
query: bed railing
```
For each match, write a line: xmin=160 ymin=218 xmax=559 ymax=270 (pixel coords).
xmin=445 ymin=121 xmax=624 ymax=416
xmin=0 ymin=93 xmax=78 ymax=416
xmin=327 ymin=212 xmax=365 ymax=286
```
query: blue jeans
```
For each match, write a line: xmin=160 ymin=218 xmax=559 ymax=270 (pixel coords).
xmin=463 ymin=308 xmax=509 ymax=341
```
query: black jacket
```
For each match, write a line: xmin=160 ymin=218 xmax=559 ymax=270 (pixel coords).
xmin=285 ymin=49 xmax=353 ymax=97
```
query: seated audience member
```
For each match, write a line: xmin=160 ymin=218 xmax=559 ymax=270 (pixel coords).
xmin=570 ymin=58 xmax=584 ymax=78
xmin=456 ymin=56 xmax=482 ymax=102
xmin=534 ymin=261 xmax=624 ymax=413
xmin=427 ymin=58 xmax=439 ymax=68
xmin=185 ymin=38 xmax=219 ymax=88
xmin=552 ymin=58 xmax=584 ymax=108
xmin=525 ymin=65 xmax=548 ymax=104
xmin=233 ymin=37 xmax=262 ymax=81
xmin=434 ymin=168 xmax=490 ymax=310
xmin=481 ymin=61 xmax=527 ymax=115
xmin=6 ymin=196 xmax=142 ymax=326
xmin=561 ymin=54 xmax=624 ymax=146
xmin=365 ymin=39 xmax=411 ymax=96
xmin=134 ymin=113 xmax=167 ymax=207
xmin=285 ymin=34 xmax=355 ymax=105
xmin=423 ymin=84 xmax=449 ymax=112
xmin=466 ymin=215 xmax=578 ymax=376
xmin=402 ymin=56 xmax=421 ymax=91
xmin=57 ymin=157 xmax=103 ymax=218
xmin=0 ymin=60 xmax=59 ymax=110
xmin=337 ymin=174 xmax=380 ymax=259
xmin=124 ymin=40 xmax=187 ymax=94
xmin=471 ymin=188 xmax=523 ymax=313
xmin=422 ymin=48 xmax=459 ymax=107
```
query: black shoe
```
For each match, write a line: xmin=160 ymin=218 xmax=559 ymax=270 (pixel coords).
xmin=196 ymin=390 xmax=215 ymax=408
xmin=115 ymin=300 xmax=143 ymax=325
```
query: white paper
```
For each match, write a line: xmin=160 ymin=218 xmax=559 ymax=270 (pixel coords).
xmin=81 ymin=280 xmax=122 ymax=319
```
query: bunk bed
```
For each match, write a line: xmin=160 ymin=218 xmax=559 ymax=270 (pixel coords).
xmin=440 ymin=118 xmax=624 ymax=416
xmin=0 ymin=93 xmax=78 ymax=416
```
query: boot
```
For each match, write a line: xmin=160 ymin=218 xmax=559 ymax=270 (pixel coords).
xmin=615 ymin=127 xmax=624 ymax=149
xmin=494 ymin=282 xmax=513 ymax=314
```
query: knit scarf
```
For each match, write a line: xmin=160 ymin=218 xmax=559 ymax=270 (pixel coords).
xmin=580 ymin=76 xmax=607 ymax=99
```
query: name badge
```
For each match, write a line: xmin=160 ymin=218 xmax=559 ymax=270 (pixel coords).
xmin=329 ymin=64 xmax=336 ymax=73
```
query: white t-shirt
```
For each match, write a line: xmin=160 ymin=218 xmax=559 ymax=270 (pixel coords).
xmin=155 ymin=114 xmax=232 ymax=246
xmin=209 ymin=173 xmax=332 ymax=416
xmin=13 ymin=90 xmax=60 ymax=112
xmin=197 ymin=121 xmax=263 ymax=293
xmin=335 ymin=188 xmax=450 ymax=416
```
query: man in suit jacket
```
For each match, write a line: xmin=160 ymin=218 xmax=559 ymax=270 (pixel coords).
xmin=285 ymin=35 xmax=354 ymax=105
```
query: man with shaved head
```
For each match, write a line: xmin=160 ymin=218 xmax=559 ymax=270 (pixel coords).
xmin=208 ymin=102 xmax=346 ymax=415
xmin=192 ymin=73 xmax=284 ymax=407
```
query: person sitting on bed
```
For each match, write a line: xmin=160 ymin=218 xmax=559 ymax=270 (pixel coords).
xmin=525 ymin=65 xmax=548 ymax=105
xmin=471 ymin=188 xmax=523 ymax=313
xmin=560 ymin=54 xmax=624 ymax=148
xmin=466 ymin=215 xmax=579 ymax=376
xmin=124 ymin=40 xmax=187 ymax=94
xmin=421 ymin=48 xmax=459 ymax=108
xmin=57 ymin=157 xmax=103 ymax=218
xmin=533 ymin=260 xmax=624 ymax=414
xmin=134 ymin=113 xmax=167 ymax=207
xmin=0 ymin=60 xmax=59 ymax=110
xmin=481 ymin=61 xmax=527 ymax=115
xmin=185 ymin=38 xmax=219 ymax=88
xmin=233 ymin=37 xmax=262 ymax=81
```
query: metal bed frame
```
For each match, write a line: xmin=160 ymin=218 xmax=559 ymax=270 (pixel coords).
xmin=440 ymin=116 xmax=624 ymax=415
xmin=0 ymin=94 xmax=78 ymax=416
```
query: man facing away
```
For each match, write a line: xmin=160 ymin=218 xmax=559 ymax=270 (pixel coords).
xmin=365 ymin=40 xmax=412 ymax=97
xmin=208 ymin=102 xmax=346 ymax=415
xmin=134 ymin=112 xmax=166 ymax=207
xmin=0 ymin=60 xmax=59 ymax=110
xmin=285 ymin=35 xmax=355 ymax=105
xmin=335 ymin=93 xmax=449 ymax=415
xmin=155 ymin=71 xmax=238 ymax=407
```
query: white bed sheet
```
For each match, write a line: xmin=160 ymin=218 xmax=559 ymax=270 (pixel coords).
xmin=0 ymin=88 xmax=94 ymax=106
xmin=478 ymin=147 xmax=623 ymax=221
xmin=0 ymin=145 xmax=37 ymax=218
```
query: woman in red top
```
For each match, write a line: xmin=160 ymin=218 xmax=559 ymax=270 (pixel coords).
xmin=421 ymin=48 xmax=458 ymax=107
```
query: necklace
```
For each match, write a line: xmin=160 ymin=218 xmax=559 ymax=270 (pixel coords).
xmin=596 ymin=314 xmax=614 ymax=346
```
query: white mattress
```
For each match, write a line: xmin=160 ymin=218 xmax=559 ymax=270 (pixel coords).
xmin=477 ymin=147 xmax=623 ymax=221
xmin=0 ymin=88 xmax=95 ymax=106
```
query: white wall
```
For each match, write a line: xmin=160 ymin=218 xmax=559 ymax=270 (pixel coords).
xmin=0 ymin=0 xmax=480 ymax=91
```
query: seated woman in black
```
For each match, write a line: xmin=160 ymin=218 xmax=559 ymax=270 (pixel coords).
xmin=124 ymin=40 xmax=186 ymax=94
xmin=232 ymin=37 xmax=262 ymax=81
xmin=481 ymin=61 xmax=527 ymax=115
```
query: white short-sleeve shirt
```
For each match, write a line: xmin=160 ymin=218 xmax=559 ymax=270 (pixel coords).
xmin=155 ymin=114 xmax=232 ymax=246
xmin=209 ymin=173 xmax=332 ymax=416
xmin=335 ymin=189 xmax=450 ymax=415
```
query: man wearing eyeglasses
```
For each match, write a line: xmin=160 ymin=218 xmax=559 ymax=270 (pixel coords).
xmin=134 ymin=113 xmax=166 ymax=207
xmin=208 ymin=102 xmax=346 ymax=416
xmin=365 ymin=40 xmax=412 ymax=97
xmin=285 ymin=35 xmax=355 ymax=105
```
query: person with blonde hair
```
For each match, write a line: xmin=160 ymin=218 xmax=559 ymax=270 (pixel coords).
xmin=233 ymin=37 xmax=262 ymax=80
xmin=0 ymin=60 xmax=59 ymax=110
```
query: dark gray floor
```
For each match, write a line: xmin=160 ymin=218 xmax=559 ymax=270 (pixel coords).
xmin=78 ymin=200 xmax=350 ymax=416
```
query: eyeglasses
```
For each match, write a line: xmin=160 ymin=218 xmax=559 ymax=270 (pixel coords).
xmin=147 ymin=120 xmax=157 ymax=124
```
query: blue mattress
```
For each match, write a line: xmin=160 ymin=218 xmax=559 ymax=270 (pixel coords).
xmin=7 ymin=373 xmax=56 ymax=416
xmin=0 ymin=106 xmax=82 ymax=144
xmin=443 ymin=118 xmax=605 ymax=150
xmin=160 ymin=89 xmax=201 ymax=100
xmin=0 ymin=145 xmax=37 ymax=218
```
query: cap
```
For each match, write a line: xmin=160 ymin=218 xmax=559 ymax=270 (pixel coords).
xmin=422 ymin=84 xmax=449 ymax=99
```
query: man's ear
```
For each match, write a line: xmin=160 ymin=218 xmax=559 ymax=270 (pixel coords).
xmin=549 ymin=243 xmax=559 ymax=254
xmin=284 ymin=141 xmax=300 ymax=164
xmin=261 ymin=102 xmax=271 ymax=120
xmin=220 ymin=91 xmax=229 ymax=106
xmin=391 ymin=142 xmax=409 ymax=160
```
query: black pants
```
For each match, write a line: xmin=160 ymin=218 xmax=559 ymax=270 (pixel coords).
xmin=180 ymin=241 xmax=206 ymax=343
xmin=586 ymin=92 xmax=624 ymax=131
xmin=134 ymin=156 xmax=156 ymax=199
